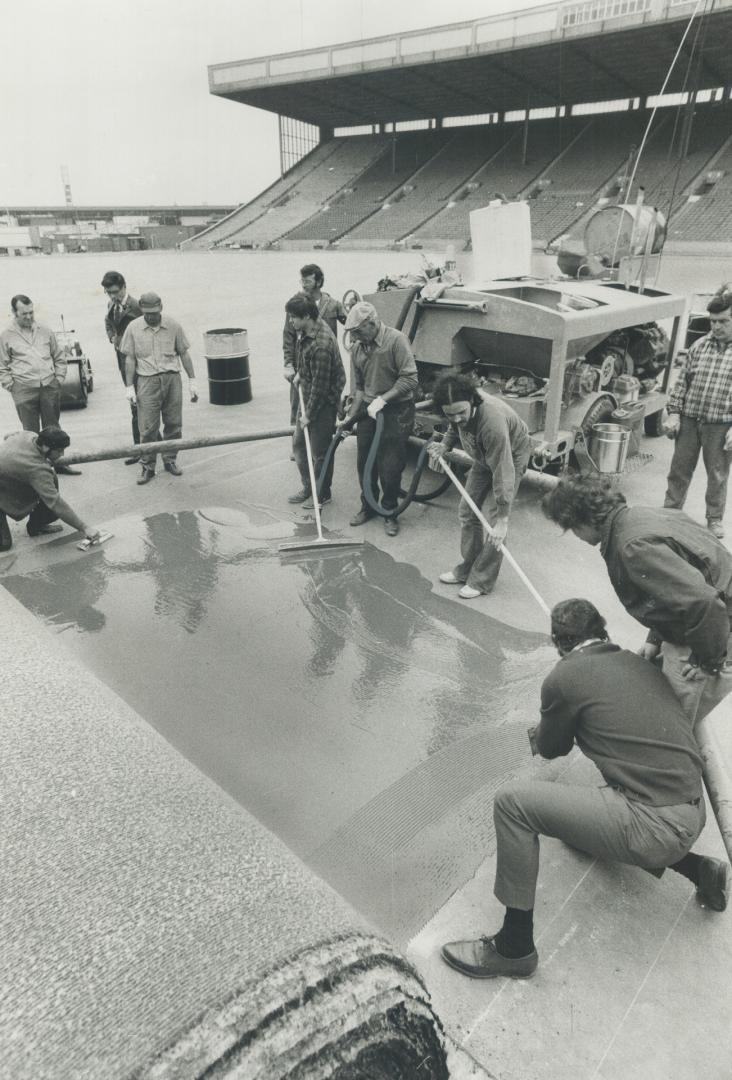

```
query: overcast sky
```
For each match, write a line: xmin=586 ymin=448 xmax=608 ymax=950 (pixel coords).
xmin=2 ymin=0 xmax=550 ymax=208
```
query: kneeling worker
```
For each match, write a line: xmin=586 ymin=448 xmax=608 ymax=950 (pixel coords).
xmin=442 ymin=598 xmax=729 ymax=981
xmin=0 ymin=427 xmax=100 ymax=551
xmin=429 ymin=372 xmax=532 ymax=599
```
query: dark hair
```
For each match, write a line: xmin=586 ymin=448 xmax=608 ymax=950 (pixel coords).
xmin=37 ymin=426 xmax=71 ymax=451
xmin=101 ymin=271 xmax=126 ymax=290
xmin=300 ymin=263 xmax=324 ymax=287
xmin=285 ymin=294 xmax=319 ymax=321
xmin=551 ymin=598 xmax=608 ymax=653
xmin=431 ymin=372 xmax=483 ymax=413
xmin=11 ymin=294 xmax=32 ymax=313
xmin=542 ymin=474 xmax=626 ymax=530
xmin=708 ymin=290 xmax=732 ymax=315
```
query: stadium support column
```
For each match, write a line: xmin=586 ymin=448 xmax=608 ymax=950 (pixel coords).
xmin=319 ymin=125 xmax=333 ymax=144
xmin=522 ymin=95 xmax=530 ymax=166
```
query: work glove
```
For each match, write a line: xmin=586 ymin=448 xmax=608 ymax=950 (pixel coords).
xmin=85 ymin=527 xmax=102 ymax=544
xmin=427 ymin=442 xmax=447 ymax=473
xmin=366 ymin=396 xmax=386 ymax=419
xmin=189 ymin=379 xmax=199 ymax=403
xmin=125 ymin=385 xmax=137 ymax=406
xmin=662 ymin=413 xmax=680 ymax=439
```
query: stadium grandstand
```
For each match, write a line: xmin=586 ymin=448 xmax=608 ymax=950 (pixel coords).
xmin=185 ymin=0 xmax=732 ymax=253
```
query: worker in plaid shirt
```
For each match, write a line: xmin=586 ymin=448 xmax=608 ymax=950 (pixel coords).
xmin=664 ymin=290 xmax=732 ymax=538
xmin=284 ymin=294 xmax=346 ymax=511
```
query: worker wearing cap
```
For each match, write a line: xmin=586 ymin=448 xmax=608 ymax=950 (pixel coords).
xmin=283 ymin=264 xmax=346 ymax=424
xmin=442 ymin=598 xmax=728 ymax=982
xmin=0 ymin=294 xmax=80 ymax=475
xmin=0 ymin=427 xmax=100 ymax=551
xmin=543 ymin=474 xmax=732 ymax=723
xmin=340 ymin=301 xmax=418 ymax=537
xmin=119 ymin=293 xmax=198 ymax=485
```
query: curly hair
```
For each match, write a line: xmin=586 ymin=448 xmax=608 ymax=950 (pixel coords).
xmin=551 ymin=598 xmax=608 ymax=653
xmin=542 ymin=474 xmax=626 ymax=530
xmin=431 ymin=371 xmax=482 ymax=413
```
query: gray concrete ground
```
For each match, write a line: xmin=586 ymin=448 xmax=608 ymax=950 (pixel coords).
xmin=0 ymin=250 xmax=731 ymax=1078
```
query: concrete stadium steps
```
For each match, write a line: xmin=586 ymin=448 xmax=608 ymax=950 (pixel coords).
xmin=663 ymin=110 xmax=732 ymax=241
xmin=184 ymin=141 xmax=341 ymax=250
xmin=413 ymin=117 xmax=584 ymax=244
xmin=345 ymin=128 xmax=511 ymax=243
xmin=231 ymin=137 xmax=389 ymax=246
xmin=285 ymin=130 xmax=452 ymax=244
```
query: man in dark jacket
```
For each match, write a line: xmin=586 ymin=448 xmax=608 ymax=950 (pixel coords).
xmin=543 ymin=474 xmax=732 ymax=722
xmin=101 ymin=270 xmax=143 ymax=464
xmin=441 ymin=598 xmax=728 ymax=981
xmin=429 ymin=372 xmax=533 ymax=598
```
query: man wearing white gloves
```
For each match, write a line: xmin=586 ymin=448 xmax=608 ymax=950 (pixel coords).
xmin=340 ymin=301 xmax=418 ymax=537
xmin=119 ymin=292 xmax=198 ymax=486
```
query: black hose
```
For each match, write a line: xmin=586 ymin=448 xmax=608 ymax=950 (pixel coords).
xmin=313 ymin=412 xmax=451 ymax=517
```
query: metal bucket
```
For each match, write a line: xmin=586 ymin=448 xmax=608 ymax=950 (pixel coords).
xmin=590 ymin=423 xmax=630 ymax=473
xmin=203 ymin=328 xmax=252 ymax=406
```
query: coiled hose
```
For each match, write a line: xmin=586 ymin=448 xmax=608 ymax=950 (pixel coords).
xmin=314 ymin=412 xmax=452 ymax=519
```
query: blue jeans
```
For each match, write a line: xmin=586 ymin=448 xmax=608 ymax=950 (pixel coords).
xmin=356 ymin=400 xmax=414 ymax=514
xmin=293 ymin=403 xmax=338 ymax=497
xmin=664 ymin=415 xmax=731 ymax=522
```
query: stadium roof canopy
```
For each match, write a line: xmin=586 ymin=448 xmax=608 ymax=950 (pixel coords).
xmin=209 ymin=0 xmax=732 ymax=128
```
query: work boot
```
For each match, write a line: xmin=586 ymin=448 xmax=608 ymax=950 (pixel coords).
xmin=288 ymin=488 xmax=310 ymax=504
xmin=137 ymin=467 xmax=156 ymax=486
xmin=350 ymin=508 xmax=375 ymax=527
xmin=697 ymin=857 xmax=730 ymax=911
xmin=164 ymin=461 xmax=183 ymax=477
xmin=0 ymin=512 xmax=12 ymax=551
xmin=441 ymin=935 xmax=538 ymax=979
xmin=708 ymin=519 xmax=725 ymax=539
xmin=27 ymin=522 xmax=63 ymax=537
xmin=383 ymin=516 xmax=399 ymax=537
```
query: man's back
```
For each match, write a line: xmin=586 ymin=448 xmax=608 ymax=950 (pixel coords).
xmin=538 ymin=642 xmax=703 ymax=805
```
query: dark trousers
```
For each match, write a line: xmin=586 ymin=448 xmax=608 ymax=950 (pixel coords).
xmin=664 ymin=415 xmax=731 ymax=522
xmin=356 ymin=399 xmax=414 ymax=514
xmin=293 ymin=402 xmax=338 ymax=497
xmin=116 ymin=349 xmax=140 ymax=444
xmin=11 ymin=382 xmax=61 ymax=433
xmin=1 ymin=495 xmax=58 ymax=548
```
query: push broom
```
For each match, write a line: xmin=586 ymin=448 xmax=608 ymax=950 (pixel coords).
xmin=279 ymin=384 xmax=364 ymax=554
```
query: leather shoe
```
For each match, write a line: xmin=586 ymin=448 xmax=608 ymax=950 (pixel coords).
xmin=288 ymin=488 xmax=311 ymax=504
xmin=697 ymin=856 xmax=730 ymax=911
xmin=349 ymin=508 xmax=375 ymax=527
xmin=124 ymin=456 xmax=140 ymax=466
xmin=137 ymin=468 xmax=156 ymax=485
xmin=441 ymin=935 xmax=538 ymax=979
xmin=27 ymin=522 xmax=63 ymax=537
xmin=384 ymin=516 xmax=399 ymax=537
xmin=0 ymin=512 xmax=12 ymax=551
xmin=54 ymin=463 xmax=81 ymax=475
xmin=164 ymin=461 xmax=183 ymax=477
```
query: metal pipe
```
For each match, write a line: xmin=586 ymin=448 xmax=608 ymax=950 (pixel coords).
xmin=407 ymin=436 xmax=558 ymax=492
xmin=61 ymin=427 xmax=294 ymax=465
xmin=696 ymin=697 xmax=732 ymax=866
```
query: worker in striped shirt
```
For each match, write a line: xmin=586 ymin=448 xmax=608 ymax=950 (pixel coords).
xmin=664 ymin=290 xmax=732 ymax=539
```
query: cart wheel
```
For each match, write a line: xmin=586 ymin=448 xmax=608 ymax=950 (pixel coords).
xmin=644 ymin=410 xmax=664 ymax=437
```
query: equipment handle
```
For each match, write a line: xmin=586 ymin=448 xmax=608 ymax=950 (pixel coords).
xmin=297 ymin=383 xmax=325 ymax=543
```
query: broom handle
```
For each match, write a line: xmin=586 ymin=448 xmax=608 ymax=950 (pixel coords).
xmin=297 ymin=383 xmax=325 ymax=542
xmin=440 ymin=459 xmax=551 ymax=617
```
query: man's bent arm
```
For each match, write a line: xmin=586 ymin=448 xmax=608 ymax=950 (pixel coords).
xmin=534 ymin=674 xmax=577 ymax=758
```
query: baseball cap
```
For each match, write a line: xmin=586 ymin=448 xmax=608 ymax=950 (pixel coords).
xmin=139 ymin=291 xmax=162 ymax=310
xmin=344 ymin=301 xmax=378 ymax=331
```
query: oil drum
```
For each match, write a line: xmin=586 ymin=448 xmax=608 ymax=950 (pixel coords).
xmin=203 ymin=328 xmax=252 ymax=405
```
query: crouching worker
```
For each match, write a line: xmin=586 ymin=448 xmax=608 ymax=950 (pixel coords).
xmin=442 ymin=598 xmax=729 ymax=981
xmin=0 ymin=427 xmax=100 ymax=551
xmin=428 ymin=372 xmax=532 ymax=599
